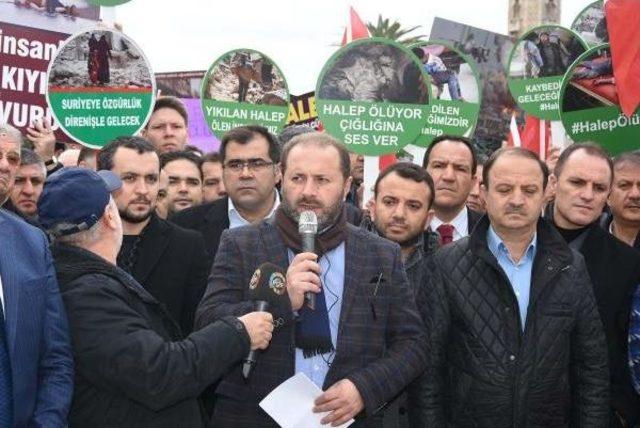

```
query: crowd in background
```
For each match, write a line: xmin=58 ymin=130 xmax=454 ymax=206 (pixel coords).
xmin=1 ymin=94 xmax=640 ymax=427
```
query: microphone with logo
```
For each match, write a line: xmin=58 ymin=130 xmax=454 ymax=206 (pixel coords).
xmin=298 ymin=210 xmax=318 ymax=311
xmin=242 ymin=262 xmax=288 ymax=380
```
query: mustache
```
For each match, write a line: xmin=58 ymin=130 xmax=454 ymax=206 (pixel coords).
xmin=504 ymin=206 xmax=525 ymax=215
xmin=129 ymin=197 xmax=151 ymax=205
xmin=296 ymin=197 xmax=322 ymax=206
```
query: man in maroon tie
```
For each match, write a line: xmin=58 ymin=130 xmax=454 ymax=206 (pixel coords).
xmin=422 ymin=135 xmax=484 ymax=244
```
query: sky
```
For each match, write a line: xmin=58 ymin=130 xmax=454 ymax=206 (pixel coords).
xmin=113 ymin=0 xmax=592 ymax=94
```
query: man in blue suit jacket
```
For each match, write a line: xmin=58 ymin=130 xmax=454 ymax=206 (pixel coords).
xmin=0 ymin=123 xmax=73 ymax=426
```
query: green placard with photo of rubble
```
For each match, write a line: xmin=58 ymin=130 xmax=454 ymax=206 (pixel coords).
xmin=46 ymin=29 xmax=155 ymax=148
xmin=507 ymin=25 xmax=588 ymax=120
xmin=201 ymin=49 xmax=289 ymax=139
xmin=560 ymin=44 xmax=640 ymax=155
xmin=410 ymin=40 xmax=481 ymax=147
xmin=315 ymin=38 xmax=431 ymax=156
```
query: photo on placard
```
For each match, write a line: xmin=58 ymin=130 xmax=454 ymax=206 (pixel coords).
xmin=509 ymin=28 xmax=585 ymax=79
xmin=47 ymin=29 xmax=155 ymax=148
xmin=203 ymin=51 xmax=287 ymax=106
xmin=571 ymin=1 xmax=608 ymax=46
xmin=2 ymin=0 xmax=100 ymax=33
xmin=8 ymin=0 xmax=99 ymax=19
xmin=49 ymin=30 xmax=152 ymax=89
xmin=562 ymin=47 xmax=616 ymax=112
xmin=317 ymin=41 xmax=428 ymax=104
xmin=412 ymin=44 xmax=479 ymax=103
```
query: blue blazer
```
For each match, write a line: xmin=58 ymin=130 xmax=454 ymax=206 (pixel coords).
xmin=0 ymin=210 xmax=73 ymax=427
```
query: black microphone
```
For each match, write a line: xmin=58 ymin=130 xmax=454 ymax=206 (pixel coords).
xmin=298 ymin=210 xmax=318 ymax=311
xmin=242 ymin=262 xmax=287 ymax=379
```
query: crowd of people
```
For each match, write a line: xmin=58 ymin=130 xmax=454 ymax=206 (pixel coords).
xmin=1 ymin=94 xmax=640 ymax=427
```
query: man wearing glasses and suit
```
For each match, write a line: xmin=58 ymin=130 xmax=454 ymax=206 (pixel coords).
xmin=171 ymin=125 xmax=282 ymax=267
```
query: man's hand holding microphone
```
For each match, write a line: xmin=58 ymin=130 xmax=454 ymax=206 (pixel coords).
xmin=238 ymin=312 xmax=274 ymax=351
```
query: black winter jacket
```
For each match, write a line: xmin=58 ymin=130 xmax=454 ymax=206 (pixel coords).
xmin=52 ymin=243 xmax=250 ymax=428
xmin=409 ymin=217 xmax=610 ymax=428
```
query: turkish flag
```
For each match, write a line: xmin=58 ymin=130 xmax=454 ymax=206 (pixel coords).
xmin=606 ymin=0 xmax=640 ymax=117
xmin=507 ymin=113 xmax=550 ymax=159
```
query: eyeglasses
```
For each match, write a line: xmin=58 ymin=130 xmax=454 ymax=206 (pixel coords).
xmin=223 ymin=159 xmax=274 ymax=173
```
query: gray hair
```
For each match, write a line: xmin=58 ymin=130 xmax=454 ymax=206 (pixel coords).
xmin=52 ymin=220 xmax=102 ymax=246
xmin=0 ymin=123 xmax=23 ymax=146
xmin=19 ymin=148 xmax=46 ymax=177
xmin=51 ymin=198 xmax=115 ymax=245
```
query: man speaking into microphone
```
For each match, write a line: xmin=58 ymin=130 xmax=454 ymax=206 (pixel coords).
xmin=196 ymin=132 xmax=426 ymax=427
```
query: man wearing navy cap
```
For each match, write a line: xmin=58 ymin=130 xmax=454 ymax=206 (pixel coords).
xmin=0 ymin=123 xmax=74 ymax=427
xmin=41 ymin=167 xmax=275 ymax=427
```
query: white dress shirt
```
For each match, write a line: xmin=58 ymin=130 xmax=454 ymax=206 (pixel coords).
xmin=228 ymin=192 xmax=280 ymax=229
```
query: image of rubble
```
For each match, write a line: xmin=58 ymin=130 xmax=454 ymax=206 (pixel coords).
xmin=318 ymin=41 xmax=429 ymax=104
xmin=203 ymin=51 xmax=288 ymax=105
xmin=49 ymin=30 xmax=153 ymax=89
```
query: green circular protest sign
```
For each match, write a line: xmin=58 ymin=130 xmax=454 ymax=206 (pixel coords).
xmin=507 ymin=25 xmax=588 ymax=120
xmin=560 ymin=44 xmax=640 ymax=155
xmin=47 ymin=29 xmax=155 ymax=149
xmin=201 ymin=49 xmax=289 ymax=139
xmin=316 ymin=38 xmax=431 ymax=155
xmin=410 ymin=40 xmax=481 ymax=147
xmin=571 ymin=1 xmax=608 ymax=47
xmin=86 ymin=0 xmax=133 ymax=6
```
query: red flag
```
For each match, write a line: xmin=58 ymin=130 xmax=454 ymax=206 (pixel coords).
xmin=606 ymin=0 xmax=640 ymax=117
xmin=341 ymin=7 xmax=370 ymax=46
xmin=507 ymin=114 xmax=550 ymax=159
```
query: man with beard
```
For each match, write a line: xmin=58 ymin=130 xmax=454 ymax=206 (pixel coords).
xmin=601 ymin=151 xmax=640 ymax=250
xmin=196 ymin=132 xmax=426 ymax=427
xmin=98 ymin=136 xmax=209 ymax=333
xmin=367 ymin=162 xmax=436 ymax=428
xmin=159 ymin=150 xmax=203 ymax=216
xmin=4 ymin=149 xmax=45 ymax=227
xmin=370 ymin=162 xmax=437 ymax=293
xmin=422 ymin=135 xmax=483 ymax=245
xmin=548 ymin=143 xmax=640 ymax=427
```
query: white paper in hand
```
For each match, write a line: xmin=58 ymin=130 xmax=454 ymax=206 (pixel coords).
xmin=259 ymin=372 xmax=355 ymax=428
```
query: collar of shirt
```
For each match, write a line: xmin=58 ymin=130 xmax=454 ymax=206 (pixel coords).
xmin=431 ymin=206 xmax=469 ymax=241
xmin=228 ymin=191 xmax=280 ymax=229
xmin=486 ymin=224 xmax=537 ymax=265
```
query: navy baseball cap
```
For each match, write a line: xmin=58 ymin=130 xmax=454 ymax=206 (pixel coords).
xmin=38 ymin=167 xmax=122 ymax=237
